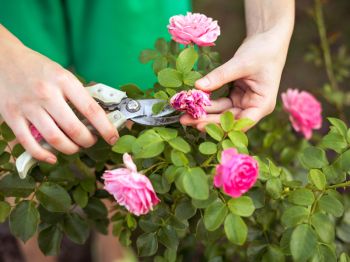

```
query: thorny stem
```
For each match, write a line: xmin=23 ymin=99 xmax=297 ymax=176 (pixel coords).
xmin=314 ymin=0 xmax=346 ymax=120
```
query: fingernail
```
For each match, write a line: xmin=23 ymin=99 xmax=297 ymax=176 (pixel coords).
xmin=196 ymin=77 xmax=210 ymax=88
xmin=46 ymin=156 xmax=57 ymax=164
xmin=109 ymin=135 xmax=118 ymax=145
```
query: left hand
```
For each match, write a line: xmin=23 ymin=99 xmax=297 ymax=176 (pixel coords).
xmin=180 ymin=28 xmax=291 ymax=131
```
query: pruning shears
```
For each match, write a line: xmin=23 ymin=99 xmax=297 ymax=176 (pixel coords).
xmin=16 ymin=83 xmax=179 ymax=179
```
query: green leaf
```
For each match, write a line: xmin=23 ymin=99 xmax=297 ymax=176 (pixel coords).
xmin=205 ymin=123 xmax=224 ymax=141
xmin=0 ymin=201 xmax=11 ymax=222
xmin=228 ymin=196 xmax=255 ymax=217
xmin=9 ymin=200 xmax=39 ymax=242
xmin=262 ymin=245 xmax=285 ymax=262
xmin=168 ymin=137 xmax=191 ymax=153
xmin=0 ymin=174 xmax=35 ymax=197
xmin=139 ymin=49 xmax=158 ymax=64
xmin=0 ymin=122 xmax=15 ymax=141
xmin=328 ymin=117 xmax=347 ymax=137
xmin=0 ymin=152 xmax=10 ymax=165
xmin=154 ymin=90 xmax=169 ymax=100
xmin=120 ymin=84 xmax=144 ymax=98
xmin=132 ymin=131 xmax=165 ymax=159
xmin=83 ymin=197 xmax=108 ymax=219
xmin=171 ymin=149 xmax=188 ymax=166
xmin=175 ymin=198 xmax=197 ymax=220
xmin=311 ymin=245 xmax=336 ymax=262
xmin=311 ymin=212 xmax=334 ymax=243
xmin=340 ymin=253 xmax=350 ymax=262
xmin=155 ymin=38 xmax=168 ymax=54
xmin=266 ymin=177 xmax=282 ymax=199
xmin=224 ymin=213 xmax=247 ymax=245
xmin=38 ymin=225 xmax=63 ymax=256
xmin=112 ymin=135 xmax=136 ymax=153
xmin=137 ymin=233 xmax=158 ymax=257
xmin=220 ymin=111 xmax=234 ymax=132
xmin=158 ymin=225 xmax=179 ymax=250
xmin=221 ymin=139 xmax=235 ymax=150
xmin=0 ymin=141 xmax=7 ymax=153
xmin=347 ymin=129 xmax=350 ymax=144
xmin=158 ymin=68 xmax=182 ymax=88
xmin=199 ymin=142 xmax=217 ymax=155
xmin=63 ymin=213 xmax=90 ymax=244
xmin=176 ymin=46 xmax=198 ymax=73
xmin=73 ymin=186 xmax=88 ymax=208
xmin=153 ymin=56 xmax=168 ymax=73
xmin=154 ymin=127 xmax=178 ymax=141
xmin=183 ymin=167 xmax=209 ymax=200
xmin=308 ymin=169 xmax=326 ymax=190
xmin=233 ymin=118 xmax=254 ymax=131
xmin=318 ymin=194 xmax=344 ymax=217
xmin=290 ymin=224 xmax=317 ymax=261
xmin=228 ymin=131 xmax=248 ymax=148
xmin=281 ymin=206 xmax=309 ymax=228
xmin=192 ymin=191 xmax=218 ymax=209
xmin=149 ymin=174 xmax=170 ymax=194
xmin=152 ymin=101 xmax=167 ymax=115
xmin=336 ymin=149 xmax=350 ymax=172
xmin=288 ymin=189 xmax=315 ymax=206
xmin=299 ymin=146 xmax=328 ymax=169
xmin=36 ymin=182 xmax=72 ymax=212
xmin=320 ymin=131 xmax=347 ymax=153
xmin=204 ymin=199 xmax=228 ymax=231
xmin=183 ymin=71 xmax=202 ymax=86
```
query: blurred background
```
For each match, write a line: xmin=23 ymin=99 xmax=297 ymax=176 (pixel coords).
xmin=193 ymin=0 xmax=350 ymax=94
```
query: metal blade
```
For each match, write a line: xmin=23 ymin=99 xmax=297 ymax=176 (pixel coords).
xmin=132 ymin=115 xmax=181 ymax=126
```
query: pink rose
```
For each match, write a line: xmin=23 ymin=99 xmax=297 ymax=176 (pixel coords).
xmin=214 ymin=148 xmax=259 ymax=198
xmin=168 ymin=12 xmax=220 ymax=46
xmin=102 ymin=153 xmax=160 ymax=216
xmin=29 ymin=124 xmax=43 ymax=142
xmin=170 ymin=89 xmax=211 ymax=119
xmin=281 ymin=89 xmax=322 ymax=140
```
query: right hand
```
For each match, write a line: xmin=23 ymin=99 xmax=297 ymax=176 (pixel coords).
xmin=0 ymin=29 xmax=119 ymax=164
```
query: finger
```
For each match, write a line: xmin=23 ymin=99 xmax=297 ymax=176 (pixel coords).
xmin=45 ymin=97 xmax=96 ymax=148
xmin=62 ymin=75 xmax=119 ymax=145
xmin=205 ymin=97 xmax=233 ymax=113
xmin=195 ymin=58 xmax=245 ymax=92
xmin=26 ymin=108 xmax=80 ymax=155
xmin=4 ymin=116 xmax=57 ymax=164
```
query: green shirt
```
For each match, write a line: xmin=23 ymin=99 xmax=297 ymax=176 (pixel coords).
xmin=0 ymin=0 xmax=190 ymax=89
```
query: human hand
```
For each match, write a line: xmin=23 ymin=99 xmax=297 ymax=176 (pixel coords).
xmin=180 ymin=28 xmax=291 ymax=131
xmin=0 ymin=26 xmax=118 ymax=164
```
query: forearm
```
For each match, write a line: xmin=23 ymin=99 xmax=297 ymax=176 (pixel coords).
xmin=244 ymin=0 xmax=295 ymax=38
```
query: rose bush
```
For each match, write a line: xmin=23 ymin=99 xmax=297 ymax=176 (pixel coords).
xmin=0 ymin=7 xmax=350 ymax=262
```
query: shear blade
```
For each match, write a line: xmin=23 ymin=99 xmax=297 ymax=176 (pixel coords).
xmin=132 ymin=115 xmax=180 ymax=126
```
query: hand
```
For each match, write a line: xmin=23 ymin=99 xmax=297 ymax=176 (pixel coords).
xmin=0 ymin=27 xmax=119 ymax=164
xmin=180 ymin=28 xmax=291 ymax=131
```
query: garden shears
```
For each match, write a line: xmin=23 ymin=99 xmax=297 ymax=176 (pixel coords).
xmin=16 ymin=83 xmax=180 ymax=179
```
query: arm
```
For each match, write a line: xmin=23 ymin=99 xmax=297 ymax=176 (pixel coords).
xmin=0 ymin=25 xmax=118 ymax=163
xmin=181 ymin=0 xmax=295 ymax=129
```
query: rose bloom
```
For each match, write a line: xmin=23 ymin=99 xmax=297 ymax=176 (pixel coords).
xmin=214 ymin=148 xmax=259 ymax=198
xmin=170 ymin=89 xmax=211 ymax=119
xmin=29 ymin=124 xmax=43 ymax=142
xmin=168 ymin=12 xmax=220 ymax=46
xmin=281 ymin=88 xmax=322 ymax=140
xmin=102 ymin=153 xmax=160 ymax=216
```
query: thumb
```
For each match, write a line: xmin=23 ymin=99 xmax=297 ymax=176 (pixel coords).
xmin=195 ymin=58 xmax=245 ymax=92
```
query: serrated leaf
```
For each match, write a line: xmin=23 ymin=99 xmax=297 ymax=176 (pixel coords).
xmin=183 ymin=167 xmax=209 ymax=200
xmin=224 ymin=213 xmax=247 ymax=245
xmin=228 ymin=196 xmax=255 ymax=217
xmin=288 ymin=189 xmax=315 ymax=206
xmin=158 ymin=225 xmax=178 ymax=250
xmin=168 ymin=137 xmax=191 ymax=153
xmin=220 ymin=111 xmax=234 ymax=132
xmin=0 ymin=174 xmax=35 ymax=197
xmin=199 ymin=142 xmax=217 ymax=155
xmin=38 ymin=225 xmax=63 ymax=256
xmin=311 ymin=212 xmax=334 ymax=243
xmin=0 ymin=201 xmax=11 ymax=223
xmin=205 ymin=123 xmax=224 ymax=141
xmin=73 ymin=186 xmax=88 ymax=208
xmin=290 ymin=224 xmax=317 ymax=261
xmin=281 ymin=206 xmax=309 ymax=228
xmin=183 ymin=71 xmax=202 ymax=86
xmin=9 ymin=201 xmax=39 ymax=242
xmin=318 ymin=194 xmax=344 ymax=217
xmin=299 ymin=146 xmax=328 ymax=169
xmin=328 ymin=117 xmax=347 ymax=137
xmin=233 ymin=118 xmax=254 ymax=131
xmin=308 ymin=169 xmax=326 ymax=190
xmin=228 ymin=130 xmax=248 ymax=148
xmin=176 ymin=46 xmax=198 ymax=73
xmin=137 ymin=233 xmax=158 ymax=257
xmin=158 ymin=68 xmax=182 ymax=88
xmin=204 ymin=199 xmax=228 ymax=231
xmin=36 ymin=182 xmax=72 ymax=212
xmin=62 ymin=213 xmax=89 ymax=244
xmin=112 ymin=135 xmax=136 ymax=153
